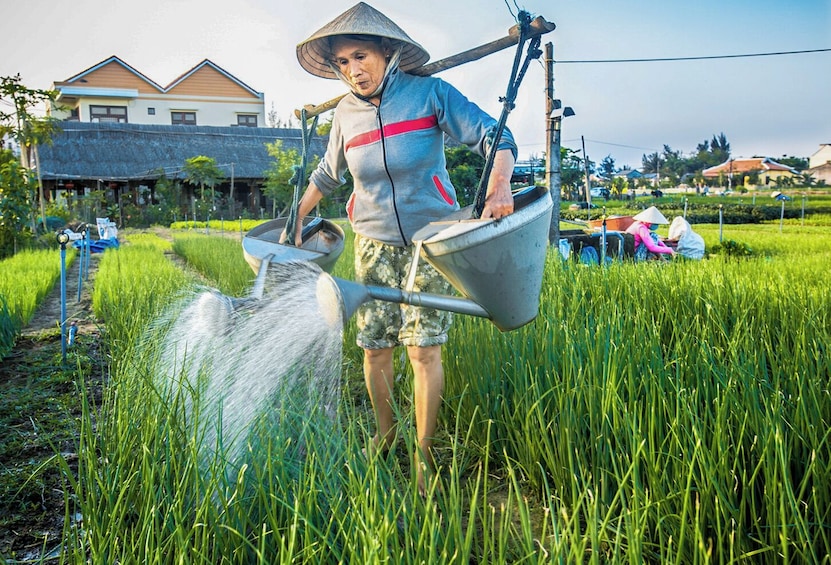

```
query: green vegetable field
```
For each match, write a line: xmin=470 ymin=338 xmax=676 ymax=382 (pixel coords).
xmin=1 ymin=218 xmax=829 ymax=563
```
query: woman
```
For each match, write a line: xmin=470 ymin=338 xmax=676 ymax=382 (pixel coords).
xmin=290 ymin=2 xmax=517 ymax=494
xmin=625 ymin=206 xmax=675 ymax=260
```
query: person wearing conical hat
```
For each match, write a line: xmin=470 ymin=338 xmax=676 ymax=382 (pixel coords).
xmin=625 ymin=206 xmax=675 ymax=260
xmin=290 ymin=2 xmax=519 ymax=494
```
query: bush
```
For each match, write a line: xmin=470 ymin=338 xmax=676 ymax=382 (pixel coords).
xmin=710 ymin=239 xmax=753 ymax=258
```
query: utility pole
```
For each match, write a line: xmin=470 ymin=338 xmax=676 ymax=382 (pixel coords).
xmin=545 ymin=42 xmax=560 ymax=245
xmin=582 ymin=135 xmax=591 ymax=208
xmin=229 ymin=162 xmax=235 ymax=217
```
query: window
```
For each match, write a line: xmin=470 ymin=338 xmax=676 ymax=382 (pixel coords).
xmin=69 ymin=108 xmax=80 ymax=121
xmin=171 ymin=111 xmax=196 ymax=125
xmin=90 ymin=105 xmax=128 ymax=123
xmin=147 ymin=107 xmax=156 ymax=115
xmin=237 ymin=114 xmax=258 ymax=127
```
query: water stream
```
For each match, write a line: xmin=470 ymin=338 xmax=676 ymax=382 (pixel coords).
xmin=153 ymin=261 xmax=345 ymax=474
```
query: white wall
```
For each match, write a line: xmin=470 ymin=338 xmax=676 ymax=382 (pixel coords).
xmin=809 ymin=145 xmax=831 ymax=169
xmin=55 ymin=94 xmax=265 ymax=127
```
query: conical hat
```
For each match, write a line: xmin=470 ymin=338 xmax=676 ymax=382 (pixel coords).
xmin=633 ymin=206 xmax=669 ymax=225
xmin=297 ymin=2 xmax=430 ymax=79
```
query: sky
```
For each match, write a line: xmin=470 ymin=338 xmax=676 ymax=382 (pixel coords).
xmin=1 ymin=0 xmax=829 ymax=170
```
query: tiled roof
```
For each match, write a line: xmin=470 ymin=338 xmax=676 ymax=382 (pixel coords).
xmin=54 ymin=55 xmax=262 ymax=97
xmin=702 ymin=157 xmax=798 ymax=177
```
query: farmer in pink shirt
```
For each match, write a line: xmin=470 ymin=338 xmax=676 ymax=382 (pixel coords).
xmin=625 ymin=206 xmax=675 ymax=260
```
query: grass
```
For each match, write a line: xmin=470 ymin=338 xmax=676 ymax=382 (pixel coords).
xmin=0 ymin=247 xmax=75 ymax=359
xmin=171 ymin=232 xmax=255 ymax=297
xmin=4 ymin=215 xmax=830 ymax=562
xmin=445 ymin=250 xmax=830 ymax=560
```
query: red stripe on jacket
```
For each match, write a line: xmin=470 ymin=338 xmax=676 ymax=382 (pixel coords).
xmin=345 ymin=116 xmax=438 ymax=152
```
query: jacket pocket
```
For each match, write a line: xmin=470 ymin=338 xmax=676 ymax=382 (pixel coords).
xmin=432 ymin=175 xmax=455 ymax=205
xmin=346 ymin=192 xmax=356 ymax=222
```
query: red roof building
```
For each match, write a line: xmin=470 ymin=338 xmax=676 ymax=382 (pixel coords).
xmin=702 ymin=157 xmax=799 ymax=185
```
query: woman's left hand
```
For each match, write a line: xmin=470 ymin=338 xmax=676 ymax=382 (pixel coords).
xmin=481 ymin=149 xmax=515 ymax=219
xmin=481 ymin=186 xmax=514 ymax=219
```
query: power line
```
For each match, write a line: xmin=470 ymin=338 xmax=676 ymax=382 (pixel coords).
xmin=564 ymin=138 xmax=658 ymax=152
xmin=555 ymin=48 xmax=831 ymax=64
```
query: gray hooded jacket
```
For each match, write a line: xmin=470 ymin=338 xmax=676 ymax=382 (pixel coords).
xmin=309 ymin=68 xmax=517 ymax=247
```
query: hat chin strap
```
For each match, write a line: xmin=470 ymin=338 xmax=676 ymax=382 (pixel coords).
xmin=330 ymin=47 xmax=402 ymax=100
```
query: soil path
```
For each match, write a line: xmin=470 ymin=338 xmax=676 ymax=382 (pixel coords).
xmin=22 ymin=248 xmax=101 ymax=338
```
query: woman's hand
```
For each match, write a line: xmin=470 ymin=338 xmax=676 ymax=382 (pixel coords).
xmin=280 ymin=182 xmax=325 ymax=246
xmin=481 ymin=185 xmax=514 ymax=219
xmin=278 ymin=224 xmax=304 ymax=246
xmin=481 ymin=149 xmax=515 ymax=219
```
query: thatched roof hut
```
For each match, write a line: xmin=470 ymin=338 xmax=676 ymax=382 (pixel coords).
xmin=37 ymin=122 xmax=326 ymax=182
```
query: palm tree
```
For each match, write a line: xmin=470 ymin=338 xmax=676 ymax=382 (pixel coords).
xmin=799 ymin=172 xmax=816 ymax=188
xmin=183 ymin=156 xmax=225 ymax=203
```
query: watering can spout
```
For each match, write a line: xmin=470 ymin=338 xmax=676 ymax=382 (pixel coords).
xmin=322 ymin=275 xmax=491 ymax=327
xmin=326 ymin=277 xmax=370 ymax=323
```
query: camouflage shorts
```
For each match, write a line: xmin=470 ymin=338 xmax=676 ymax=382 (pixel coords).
xmin=354 ymin=234 xmax=453 ymax=349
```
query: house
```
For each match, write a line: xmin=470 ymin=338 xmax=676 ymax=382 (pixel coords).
xmin=702 ymin=157 xmax=799 ymax=186
xmin=36 ymin=122 xmax=328 ymax=214
xmin=613 ymin=168 xmax=643 ymax=181
xmin=807 ymin=144 xmax=831 ymax=185
xmin=806 ymin=162 xmax=831 ymax=185
xmin=49 ymin=56 xmax=265 ymax=128
xmin=38 ymin=56 xmax=321 ymax=215
xmin=808 ymin=144 xmax=831 ymax=169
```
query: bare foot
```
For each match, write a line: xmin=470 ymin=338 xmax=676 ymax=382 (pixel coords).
xmin=362 ymin=432 xmax=396 ymax=458
xmin=415 ymin=454 xmax=441 ymax=498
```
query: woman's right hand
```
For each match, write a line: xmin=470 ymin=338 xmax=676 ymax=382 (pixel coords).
xmin=278 ymin=225 xmax=304 ymax=246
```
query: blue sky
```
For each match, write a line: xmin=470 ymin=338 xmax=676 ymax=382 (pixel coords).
xmin=2 ymin=0 xmax=829 ymax=169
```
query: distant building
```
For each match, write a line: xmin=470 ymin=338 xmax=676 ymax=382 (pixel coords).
xmin=807 ymin=144 xmax=831 ymax=185
xmin=49 ymin=56 xmax=265 ymax=128
xmin=612 ymin=168 xmax=643 ymax=181
xmin=38 ymin=56 xmax=322 ymax=215
xmin=808 ymin=144 xmax=831 ymax=169
xmin=36 ymin=122 xmax=327 ymax=215
xmin=702 ymin=157 xmax=799 ymax=186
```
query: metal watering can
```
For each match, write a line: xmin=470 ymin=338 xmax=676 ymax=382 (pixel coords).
xmin=243 ymin=184 xmax=552 ymax=331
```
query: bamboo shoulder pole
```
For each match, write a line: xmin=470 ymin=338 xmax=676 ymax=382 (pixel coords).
xmin=294 ymin=16 xmax=555 ymax=119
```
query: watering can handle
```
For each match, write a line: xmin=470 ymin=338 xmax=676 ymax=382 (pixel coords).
xmin=284 ymin=109 xmax=319 ymax=246
xmin=472 ymin=11 xmax=543 ymax=219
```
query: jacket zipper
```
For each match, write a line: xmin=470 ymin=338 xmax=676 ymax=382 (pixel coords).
xmin=376 ymin=106 xmax=408 ymax=246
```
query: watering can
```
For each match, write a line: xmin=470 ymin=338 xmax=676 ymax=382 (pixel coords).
xmin=243 ymin=184 xmax=553 ymax=331
xmin=243 ymin=216 xmax=345 ymax=275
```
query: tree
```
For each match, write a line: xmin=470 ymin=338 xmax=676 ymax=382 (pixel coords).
xmin=263 ymin=140 xmax=301 ymax=217
xmin=0 ymin=74 xmax=60 ymax=234
xmin=0 ymin=150 xmax=34 ymax=257
xmin=560 ymin=147 xmax=584 ymax=199
xmin=445 ymin=146 xmax=484 ymax=207
xmin=798 ymin=172 xmax=815 ymax=187
xmin=659 ymin=144 xmax=683 ymax=186
xmin=777 ymin=155 xmax=808 ymax=170
xmin=183 ymin=155 xmax=225 ymax=204
xmin=598 ymin=155 xmax=616 ymax=184
xmin=710 ymin=132 xmax=730 ymax=164
xmin=153 ymin=172 xmax=184 ymax=222
xmin=610 ymin=176 xmax=628 ymax=199
xmin=642 ymin=152 xmax=660 ymax=175
xmin=267 ymin=102 xmax=280 ymax=128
